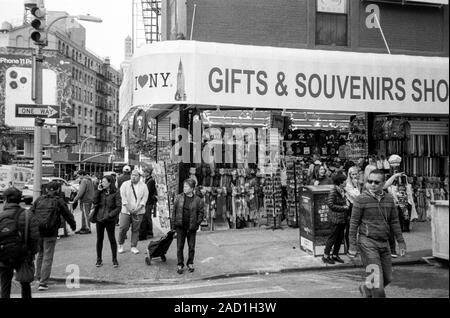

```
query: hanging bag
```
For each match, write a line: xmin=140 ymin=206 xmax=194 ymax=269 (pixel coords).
xmin=15 ymin=210 xmax=35 ymax=283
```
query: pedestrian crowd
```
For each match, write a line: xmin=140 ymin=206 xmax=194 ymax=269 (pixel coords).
xmin=0 ymin=155 xmax=418 ymax=298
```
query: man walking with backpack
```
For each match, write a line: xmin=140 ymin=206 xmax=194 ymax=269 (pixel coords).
xmin=73 ymin=170 xmax=95 ymax=234
xmin=0 ymin=187 xmax=40 ymax=298
xmin=31 ymin=181 xmax=76 ymax=291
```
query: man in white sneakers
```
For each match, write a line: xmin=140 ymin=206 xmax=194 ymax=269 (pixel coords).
xmin=118 ymin=170 xmax=149 ymax=254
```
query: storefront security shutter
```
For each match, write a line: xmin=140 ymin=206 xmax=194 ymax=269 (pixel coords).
xmin=409 ymin=120 xmax=449 ymax=136
xmin=157 ymin=117 xmax=171 ymax=142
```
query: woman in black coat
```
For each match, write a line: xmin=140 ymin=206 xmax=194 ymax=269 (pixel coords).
xmin=171 ymin=179 xmax=205 ymax=274
xmin=92 ymin=175 xmax=121 ymax=268
xmin=322 ymin=173 xmax=351 ymax=265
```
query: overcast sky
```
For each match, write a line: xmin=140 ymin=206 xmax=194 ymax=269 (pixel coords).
xmin=0 ymin=0 xmax=132 ymax=69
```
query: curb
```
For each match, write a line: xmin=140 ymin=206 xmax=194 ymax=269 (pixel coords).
xmin=198 ymin=257 xmax=428 ymax=281
xmin=49 ymin=256 xmax=427 ymax=285
xmin=49 ymin=276 xmax=125 ymax=285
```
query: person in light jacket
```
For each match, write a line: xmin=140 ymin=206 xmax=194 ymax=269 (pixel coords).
xmin=171 ymin=179 xmax=205 ymax=274
xmin=92 ymin=175 xmax=122 ymax=268
xmin=118 ymin=170 xmax=148 ymax=255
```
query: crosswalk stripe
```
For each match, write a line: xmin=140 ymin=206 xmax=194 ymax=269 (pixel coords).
xmin=165 ymin=286 xmax=286 ymax=298
xmin=11 ymin=277 xmax=265 ymax=298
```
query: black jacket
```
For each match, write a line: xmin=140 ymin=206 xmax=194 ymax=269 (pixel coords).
xmin=171 ymin=194 xmax=204 ymax=231
xmin=0 ymin=203 xmax=40 ymax=267
xmin=30 ymin=194 xmax=76 ymax=237
xmin=93 ymin=188 xmax=122 ymax=223
xmin=327 ymin=186 xmax=350 ymax=224
xmin=145 ymin=177 xmax=157 ymax=206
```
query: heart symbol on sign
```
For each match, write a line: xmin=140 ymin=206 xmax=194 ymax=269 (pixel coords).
xmin=138 ymin=75 xmax=148 ymax=88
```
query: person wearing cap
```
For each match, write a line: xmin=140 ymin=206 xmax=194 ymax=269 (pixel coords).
xmin=72 ymin=170 xmax=95 ymax=234
xmin=0 ymin=187 xmax=40 ymax=298
xmin=31 ymin=181 xmax=76 ymax=291
xmin=117 ymin=165 xmax=132 ymax=190
xmin=118 ymin=170 xmax=149 ymax=255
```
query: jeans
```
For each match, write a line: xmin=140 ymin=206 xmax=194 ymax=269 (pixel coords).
xmin=36 ymin=236 xmax=57 ymax=285
xmin=80 ymin=202 xmax=92 ymax=231
xmin=118 ymin=213 xmax=143 ymax=248
xmin=176 ymin=227 xmax=197 ymax=267
xmin=139 ymin=204 xmax=155 ymax=239
xmin=96 ymin=221 xmax=118 ymax=261
xmin=324 ymin=223 xmax=346 ymax=256
xmin=358 ymin=235 xmax=393 ymax=298
xmin=344 ymin=222 xmax=350 ymax=253
xmin=0 ymin=266 xmax=32 ymax=298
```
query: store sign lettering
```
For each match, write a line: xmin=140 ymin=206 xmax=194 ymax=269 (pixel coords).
xmin=134 ymin=72 xmax=171 ymax=90
xmin=207 ymin=68 xmax=449 ymax=103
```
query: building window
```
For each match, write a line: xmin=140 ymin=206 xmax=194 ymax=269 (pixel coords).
xmin=316 ymin=0 xmax=348 ymax=47
xmin=84 ymin=125 xmax=87 ymax=134
xmin=90 ymin=109 xmax=93 ymax=119
xmin=90 ymin=126 xmax=93 ymax=135
xmin=78 ymin=106 xmax=81 ymax=116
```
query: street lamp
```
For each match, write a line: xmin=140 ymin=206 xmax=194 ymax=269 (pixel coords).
xmin=31 ymin=8 xmax=102 ymax=201
xmin=78 ymin=135 xmax=96 ymax=170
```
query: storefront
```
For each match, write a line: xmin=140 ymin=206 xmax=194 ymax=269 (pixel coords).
xmin=120 ymin=40 xmax=449 ymax=233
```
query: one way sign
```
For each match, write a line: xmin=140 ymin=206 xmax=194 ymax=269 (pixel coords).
xmin=15 ymin=104 xmax=61 ymax=119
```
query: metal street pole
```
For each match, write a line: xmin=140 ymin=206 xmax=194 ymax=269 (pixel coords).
xmin=32 ymin=46 xmax=44 ymax=201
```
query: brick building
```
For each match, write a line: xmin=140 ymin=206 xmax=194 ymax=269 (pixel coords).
xmin=0 ymin=11 xmax=122 ymax=176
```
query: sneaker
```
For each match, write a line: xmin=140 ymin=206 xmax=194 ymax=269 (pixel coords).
xmin=113 ymin=259 xmax=119 ymax=268
xmin=118 ymin=245 xmax=125 ymax=254
xmin=96 ymin=259 xmax=103 ymax=267
xmin=332 ymin=255 xmax=345 ymax=264
xmin=79 ymin=229 xmax=91 ymax=235
xmin=187 ymin=264 xmax=195 ymax=273
xmin=177 ymin=265 xmax=184 ymax=275
xmin=322 ymin=256 xmax=335 ymax=265
xmin=391 ymin=254 xmax=398 ymax=258
xmin=38 ymin=284 xmax=48 ymax=291
xmin=131 ymin=247 xmax=140 ymax=254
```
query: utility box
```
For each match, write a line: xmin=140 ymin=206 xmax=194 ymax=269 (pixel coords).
xmin=298 ymin=185 xmax=345 ymax=257
xmin=430 ymin=200 xmax=449 ymax=260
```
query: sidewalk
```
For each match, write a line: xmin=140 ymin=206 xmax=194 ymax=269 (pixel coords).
xmin=48 ymin=207 xmax=433 ymax=285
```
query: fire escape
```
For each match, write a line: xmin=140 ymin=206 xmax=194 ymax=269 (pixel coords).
xmin=141 ymin=0 xmax=161 ymax=43
xmin=133 ymin=0 xmax=161 ymax=48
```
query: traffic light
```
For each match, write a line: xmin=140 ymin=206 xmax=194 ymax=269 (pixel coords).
xmin=30 ymin=5 xmax=47 ymax=46
xmin=57 ymin=126 xmax=78 ymax=145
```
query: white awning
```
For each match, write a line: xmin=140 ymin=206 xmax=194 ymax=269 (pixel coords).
xmin=127 ymin=40 xmax=449 ymax=116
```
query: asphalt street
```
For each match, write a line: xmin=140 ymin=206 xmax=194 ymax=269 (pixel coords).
xmin=9 ymin=264 xmax=449 ymax=298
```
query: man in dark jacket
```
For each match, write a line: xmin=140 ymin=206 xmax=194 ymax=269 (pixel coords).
xmin=349 ymin=170 xmax=406 ymax=298
xmin=31 ymin=181 xmax=76 ymax=291
xmin=171 ymin=179 xmax=204 ymax=274
xmin=139 ymin=166 xmax=157 ymax=240
xmin=73 ymin=170 xmax=95 ymax=234
xmin=117 ymin=165 xmax=132 ymax=190
xmin=0 ymin=187 xmax=40 ymax=298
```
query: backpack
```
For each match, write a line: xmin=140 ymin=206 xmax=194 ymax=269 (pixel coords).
xmin=34 ymin=195 xmax=60 ymax=237
xmin=0 ymin=208 xmax=29 ymax=266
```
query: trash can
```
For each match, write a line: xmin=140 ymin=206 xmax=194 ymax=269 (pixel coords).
xmin=298 ymin=185 xmax=345 ymax=257
xmin=430 ymin=200 xmax=449 ymax=260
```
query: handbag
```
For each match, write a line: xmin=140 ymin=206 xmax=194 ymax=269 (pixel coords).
xmin=15 ymin=210 xmax=35 ymax=283
xmin=88 ymin=206 xmax=98 ymax=223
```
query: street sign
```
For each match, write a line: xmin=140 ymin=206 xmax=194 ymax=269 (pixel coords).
xmin=15 ymin=103 xmax=60 ymax=118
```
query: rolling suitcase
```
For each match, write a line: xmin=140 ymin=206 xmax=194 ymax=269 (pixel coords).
xmin=145 ymin=230 xmax=175 ymax=265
